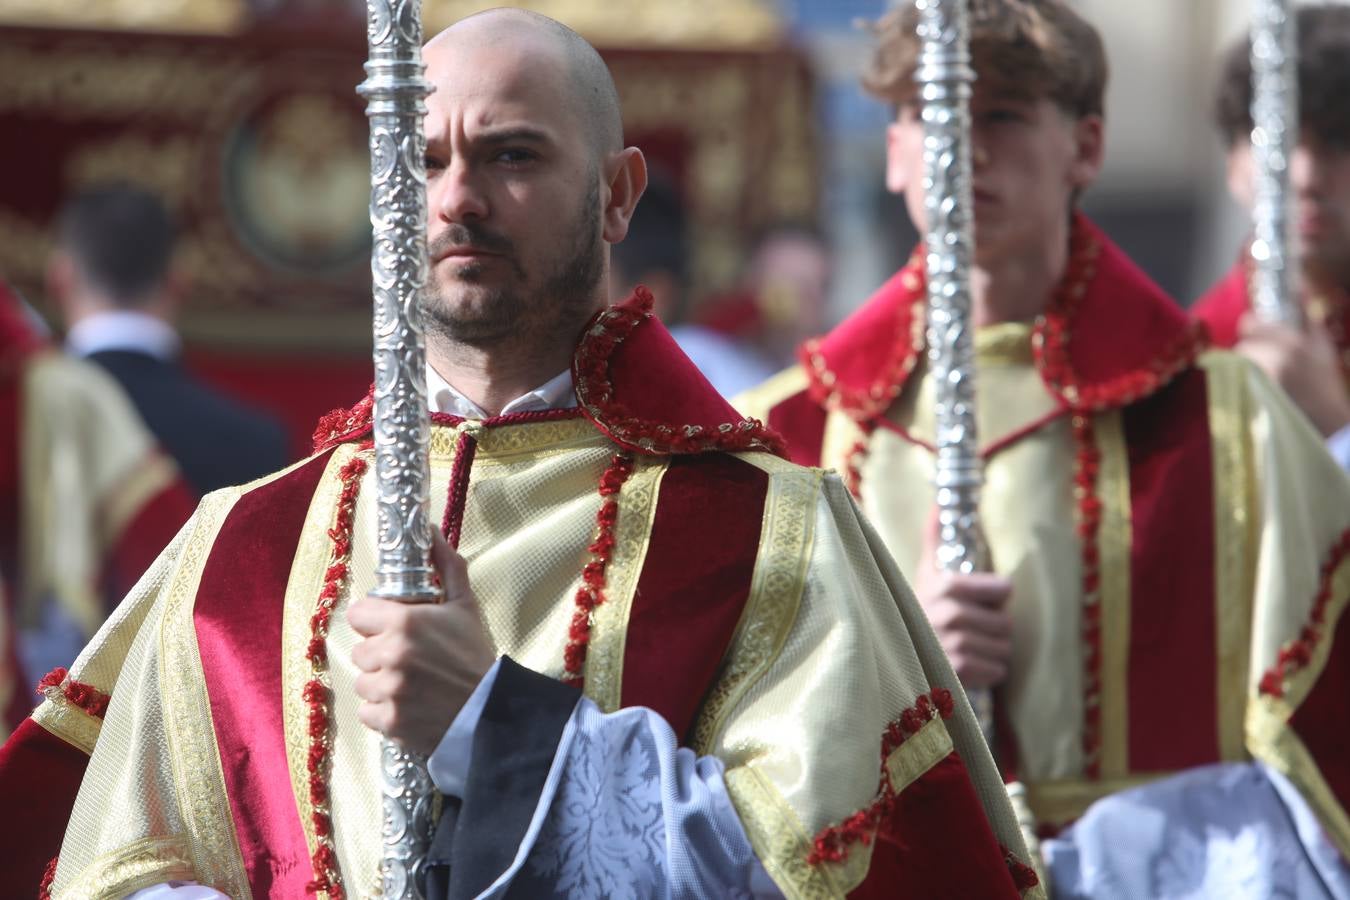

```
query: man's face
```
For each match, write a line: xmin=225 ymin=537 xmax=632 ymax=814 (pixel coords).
xmin=421 ymin=40 xmax=604 ymax=347
xmin=886 ymin=86 xmax=1103 ymax=267
xmin=1228 ymin=137 xmax=1350 ymax=283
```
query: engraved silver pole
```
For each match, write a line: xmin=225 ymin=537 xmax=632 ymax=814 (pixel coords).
xmin=359 ymin=0 xmax=438 ymax=896
xmin=1249 ymin=0 xmax=1301 ymax=325
xmin=914 ymin=0 xmax=993 ymax=729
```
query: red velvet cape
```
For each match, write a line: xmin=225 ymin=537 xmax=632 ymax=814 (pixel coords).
xmin=765 ymin=217 xmax=1244 ymax=781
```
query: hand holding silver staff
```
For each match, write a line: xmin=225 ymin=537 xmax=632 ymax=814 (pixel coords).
xmin=914 ymin=0 xmax=993 ymax=716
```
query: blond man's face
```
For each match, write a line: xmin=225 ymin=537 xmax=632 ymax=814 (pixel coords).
xmin=886 ymin=87 xmax=1104 ymax=267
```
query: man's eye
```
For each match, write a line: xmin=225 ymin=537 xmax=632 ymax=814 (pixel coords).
xmin=494 ymin=148 xmax=536 ymax=164
xmin=984 ymin=109 xmax=1025 ymax=125
xmin=424 ymin=155 xmax=445 ymax=174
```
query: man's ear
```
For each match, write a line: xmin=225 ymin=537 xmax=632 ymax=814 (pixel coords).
xmin=1225 ymin=142 xmax=1255 ymax=210
xmin=885 ymin=121 xmax=910 ymax=194
xmin=602 ymin=147 xmax=647 ymax=245
xmin=1068 ymin=113 xmax=1105 ymax=191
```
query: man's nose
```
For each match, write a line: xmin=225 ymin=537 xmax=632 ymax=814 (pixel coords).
xmin=433 ymin=161 xmax=489 ymax=223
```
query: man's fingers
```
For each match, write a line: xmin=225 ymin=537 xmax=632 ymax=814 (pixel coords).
xmin=931 ymin=599 xmax=1013 ymax=638
xmin=346 ymin=595 xmax=403 ymax=637
xmin=931 ymin=571 xmax=1012 ymax=608
xmin=431 ymin=529 xmax=473 ymax=604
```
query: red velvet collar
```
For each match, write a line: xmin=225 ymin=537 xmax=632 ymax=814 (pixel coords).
xmin=800 ymin=214 xmax=1207 ymax=422
xmin=313 ymin=287 xmax=784 ymax=457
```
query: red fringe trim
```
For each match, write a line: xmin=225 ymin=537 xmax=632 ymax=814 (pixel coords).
xmin=806 ymin=688 xmax=955 ymax=866
xmin=562 ymin=452 xmax=636 ymax=688
xmin=312 ymin=388 xmax=375 ymax=454
xmin=1004 ymin=846 xmax=1041 ymax=892
xmin=301 ymin=454 xmax=367 ymax=900
xmin=35 ymin=667 xmax=111 ymax=720
xmin=38 ymin=855 xmax=57 ymax=899
xmin=1259 ymin=525 xmax=1350 ymax=698
xmin=573 ymin=287 xmax=786 ymax=458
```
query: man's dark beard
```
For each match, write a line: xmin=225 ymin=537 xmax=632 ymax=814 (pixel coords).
xmin=421 ymin=181 xmax=603 ymax=347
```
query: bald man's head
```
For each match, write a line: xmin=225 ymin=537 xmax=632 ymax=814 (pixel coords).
xmin=427 ymin=8 xmax=623 ymax=158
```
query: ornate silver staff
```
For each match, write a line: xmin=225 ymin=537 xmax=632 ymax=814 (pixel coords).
xmin=359 ymin=0 xmax=438 ymax=895
xmin=914 ymin=0 xmax=991 ymax=718
xmin=1249 ymin=0 xmax=1301 ymax=324
xmin=913 ymin=2 xmax=1043 ymax=866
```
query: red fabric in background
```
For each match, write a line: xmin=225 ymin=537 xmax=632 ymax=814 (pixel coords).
xmin=621 ymin=454 xmax=767 ymax=743
xmin=0 ymin=718 xmax=91 ymax=899
xmin=193 ymin=451 xmax=331 ymax=896
xmin=1122 ymin=369 xmax=1220 ymax=771
xmin=1191 ymin=263 xmax=1248 ymax=349
xmin=100 ymin=468 xmax=197 ymax=612
xmin=766 ymin=389 xmax=828 ymax=468
xmin=186 ymin=350 xmax=371 ymax=463
xmin=848 ymin=752 xmax=1021 ymax=898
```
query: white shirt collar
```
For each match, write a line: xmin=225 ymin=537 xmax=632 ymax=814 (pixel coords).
xmin=65 ymin=310 xmax=181 ymax=361
xmin=426 ymin=365 xmax=576 ymax=418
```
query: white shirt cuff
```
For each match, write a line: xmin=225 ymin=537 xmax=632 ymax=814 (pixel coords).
xmin=1327 ymin=423 xmax=1350 ymax=473
xmin=427 ymin=657 xmax=502 ymax=798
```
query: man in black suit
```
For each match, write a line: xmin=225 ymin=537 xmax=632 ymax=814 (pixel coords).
xmin=48 ymin=184 xmax=288 ymax=497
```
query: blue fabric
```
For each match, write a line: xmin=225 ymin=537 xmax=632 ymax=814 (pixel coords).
xmin=1045 ymin=762 xmax=1350 ymax=899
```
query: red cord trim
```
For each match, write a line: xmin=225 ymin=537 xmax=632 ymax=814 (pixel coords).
xmin=1259 ymin=525 xmax=1350 ymax=698
xmin=573 ymin=287 xmax=785 ymax=457
xmin=1034 ymin=225 xmax=1206 ymax=413
xmin=562 ymin=452 xmax=636 ymax=688
xmin=806 ymin=688 xmax=955 ymax=866
xmin=1004 ymin=846 xmax=1041 ymax=892
xmin=35 ymin=667 xmax=111 ymax=719
xmin=441 ymin=430 xmax=479 ymax=550
xmin=801 ymin=251 xmax=927 ymax=423
xmin=1068 ymin=413 xmax=1105 ymax=778
xmin=38 ymin=855 xmax=57 ymax=899
xmin=301 ymin=454 xmax=367 ymax=899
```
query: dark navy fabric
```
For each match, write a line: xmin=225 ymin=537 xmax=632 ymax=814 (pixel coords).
xmin=425 ymin=656 xmax=580 ymax=900
xmin=87 ymin=349 xmax=287 ymax=496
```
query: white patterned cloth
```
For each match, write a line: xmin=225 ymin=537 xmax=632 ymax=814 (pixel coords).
xmin=432 ymin=659 xmax=782 ymax=900
xmin=1045 ymin=762 xmax=1350 ymax=899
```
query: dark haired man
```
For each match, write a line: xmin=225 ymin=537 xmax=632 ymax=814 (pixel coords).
xmin=50 ymin=184 xmax=288 ymax=495
xmin=740 ymin=0 xmax=1350 ymax=893
xmin=3 ymin=11 xmax=1036 ymax=898
xmin=1194 ymin=3 xmax=1350 ymax=470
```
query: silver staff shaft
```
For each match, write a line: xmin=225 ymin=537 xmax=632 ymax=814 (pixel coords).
xmin=359 ymin=0 xmax=438 ymax=895
xmin=914 ymin=0 xmax=994 ymax=736
xmin=1249 ymin=0 xmax=1301 ymax=325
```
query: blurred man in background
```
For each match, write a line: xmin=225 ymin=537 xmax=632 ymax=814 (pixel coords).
xmin=49 ymin=184 xmax=288 ymax=496
xmin=610 ymin=170 xmax=774 ymax=397
xmin=740 ymin=1 xmax=1350 ymax=894
xmin=0 ymin=280 xmax=194 ymax=742
xmin=1194 ymin=3 xmax=1350 ymax=470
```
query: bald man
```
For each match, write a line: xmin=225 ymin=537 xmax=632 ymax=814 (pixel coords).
xmin=0 ymin=12 xmax=1039 ymax=899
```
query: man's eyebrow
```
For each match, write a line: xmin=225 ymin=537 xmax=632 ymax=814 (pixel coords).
xmin=476 ymin=126 xmax=554 ymax=145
